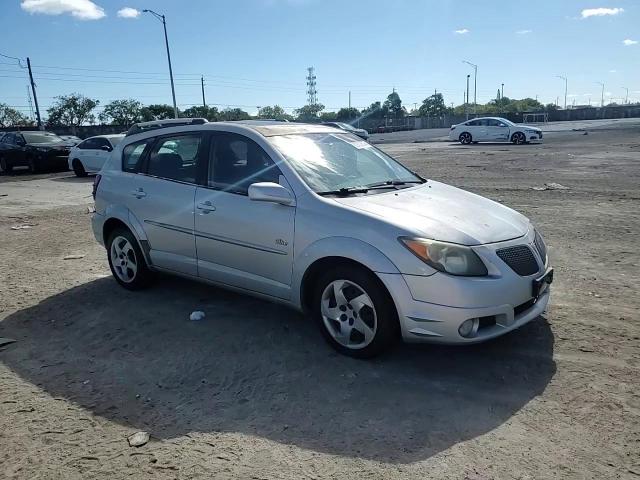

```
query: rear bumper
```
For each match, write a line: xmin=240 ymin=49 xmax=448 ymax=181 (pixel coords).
xmin=92 ymin=212 xmax=106 ymax=247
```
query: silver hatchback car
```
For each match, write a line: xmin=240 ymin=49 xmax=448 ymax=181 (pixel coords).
xmin=92 ymin=119 xmax=552 ymax=357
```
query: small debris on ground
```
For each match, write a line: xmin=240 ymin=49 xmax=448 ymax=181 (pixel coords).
xmin=63 ymin=254 xmax=85 ymax=260
xmin=190 ymin=311 xmax=206 ymax=321
xmin=86 ymin=206 xmax=95 ymax=214
xmin=532 ymin=182 xmax=570 ymax=191
xmin=127 ymin=431 xmax=150 ymax=447
xmin=10 ymin=225 xmax=35 ymax=230
xmin=0 ymin=338 xmax=17 ymax=348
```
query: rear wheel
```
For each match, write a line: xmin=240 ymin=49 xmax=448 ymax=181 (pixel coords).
xmin=0 ymin=156 xmax=12 ymax=174
xmin=72 ymin=159 xmax=87 ymax=177
xmin=511 ymin=132 xmax=526 ymax=145
xmin=312 ymin=265 xmax=398 ymax=358
xmin=459 ymin=132 xmax=472 ymax=145
xmin=107 ymin=227 xmax=152 ymax=290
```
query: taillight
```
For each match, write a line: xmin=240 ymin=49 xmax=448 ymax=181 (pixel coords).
xmin=92 ymin=174 xmax=102 ymax=199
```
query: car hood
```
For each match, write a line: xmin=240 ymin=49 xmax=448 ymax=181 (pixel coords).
xmin=516 ymin=124 xmax=541 ymax=131
xmin=333 ymin=181 xmax=530 ymax=245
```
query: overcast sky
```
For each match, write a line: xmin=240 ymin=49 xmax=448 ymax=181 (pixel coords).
xmin=2 ymin=0 xmax=639 ymax=117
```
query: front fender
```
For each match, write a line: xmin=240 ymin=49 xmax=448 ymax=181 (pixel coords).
xmin=291 ymin=236 xmax=401 ymax=307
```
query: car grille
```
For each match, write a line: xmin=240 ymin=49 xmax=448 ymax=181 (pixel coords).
xmin=496 ymin=245 xmax=539 ymax=276
xmin=534 ymin=230 xmax=547 ymax=263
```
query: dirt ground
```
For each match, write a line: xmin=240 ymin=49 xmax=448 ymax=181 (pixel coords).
xmin=1 ymin=123 xmax=639 ymax=479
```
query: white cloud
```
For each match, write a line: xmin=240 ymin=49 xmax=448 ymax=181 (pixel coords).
xmin=454 ymin=28 xmax=469 ymax=35
xmin=21 ymin=0 xmax=106 ymax=20
xmin=605 ymin=91 xmax=612 ymax=96
xmin=581 ymin=7 xmax=624 ymax=18
xmin=622 ymin=39 xmax=638 ymax=46
xmin=117 ymin=7 xmax=140 ymax=18
xmin=516 ymin=29 xmax=532 ymax=34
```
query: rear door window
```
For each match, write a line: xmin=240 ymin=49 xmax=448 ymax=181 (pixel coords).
xmin=146 ymin=134 xmax=202 ymax=183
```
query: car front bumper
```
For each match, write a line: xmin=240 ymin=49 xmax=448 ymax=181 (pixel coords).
xmin=378 ymin=229 xmax=552 ymax=344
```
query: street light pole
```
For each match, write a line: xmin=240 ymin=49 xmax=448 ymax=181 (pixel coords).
xmin=143 ymin=9 xmax=178 ymax=118
xmin=596 ymin=82 xmax=605 ymax=107
xmin=463 ymin=60 xmax=478 ymax=114
xmin=556 ymin=75 xmax=567 ymax=109
xmin=465 ymin=74 xmax=470 ymax=120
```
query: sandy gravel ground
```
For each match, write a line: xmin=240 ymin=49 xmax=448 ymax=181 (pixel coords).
xmin=1 ymin=124 xmax=639 ymax=479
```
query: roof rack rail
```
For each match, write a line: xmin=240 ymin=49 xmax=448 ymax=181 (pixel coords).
xmin=125 ymin=118 xmax=208 ymax=136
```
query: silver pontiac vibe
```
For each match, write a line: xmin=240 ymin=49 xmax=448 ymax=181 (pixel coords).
xmin=92 ymin=120 xmax=552 ymax=358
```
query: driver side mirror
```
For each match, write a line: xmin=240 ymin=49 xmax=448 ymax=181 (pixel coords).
xmin=248 ymin=182 xmax=295 ymax=206
xmin=100 ymin=145 xmax=113 ymax=152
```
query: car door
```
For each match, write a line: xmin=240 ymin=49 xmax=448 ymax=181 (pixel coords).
xmin=123 ymin=133 xmax=204 ymax=276
xmin=463 ymin=120 xmax=482 ymax=140
xmin=91 ymin=137 xmax=113 ymax=172
xmin=77 ymin=138 xmax=99 ymax=171
xmin=194 ymin=131 xmax=295 ymax=299
xmin=7 ymin=133 xmax=28 ymax=166
xmin=485 ymin=119 xmax=505 ymax=141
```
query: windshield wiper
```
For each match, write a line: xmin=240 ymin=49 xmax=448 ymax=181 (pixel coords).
xmin=317 ymin=186 xmax=370 ymax=196
xmin=366 ymin=179 xmax=425 ymax=189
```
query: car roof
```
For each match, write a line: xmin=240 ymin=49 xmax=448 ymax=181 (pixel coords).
xmin=233 ymin=121 xmax=338 ymax=137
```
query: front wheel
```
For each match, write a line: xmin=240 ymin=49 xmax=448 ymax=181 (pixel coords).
xmin=107 ymin=228 xmax=152 ymax=290
xmin=313 ymin=265 xmax=398 ymax=358
xmin=511 ymin=132 xmax=526 ymax=145
xmin=459 ymin=132 xmax=472 ymax=145
xmin=72 ymin=159 xmax=87 ymax=177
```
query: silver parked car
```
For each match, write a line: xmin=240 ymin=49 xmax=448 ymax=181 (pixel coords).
xmin=92 ymin=119 xmax=552 ymax=357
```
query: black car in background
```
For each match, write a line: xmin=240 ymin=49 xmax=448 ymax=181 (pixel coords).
xmin=0 ymin=131 xmax=71 ymax=174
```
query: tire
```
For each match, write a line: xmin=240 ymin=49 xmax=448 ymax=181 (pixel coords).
xmin=459 ymin=132 xmax=472 ymax=145
xmin=28 ymin=156 xmax=39 ymax=174
xmin=312 ymin=265 xmax=399 ymax=358
xmin=0 ymin=156 xmax=12 ymax=174
xmin=72 ymin=159 xmax=87 ymax=177
xmin=511 ymin=132 xmax=526 ymax=145
xmin=107 ymin=227 xmax=152 ymax=290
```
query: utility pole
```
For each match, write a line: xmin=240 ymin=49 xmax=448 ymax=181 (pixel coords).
xmin=26 ymin=57 xmax=43 ymax=130
xmin=596 ymin=82 xmax=605 ymax=107
xmin=556 ymin=75 xmax=567 ymax=109
xmin=465 ymin=74 xmax=470 ymax=120
xmin=501 ymin=83 xmax=504 ymax=99
xmin=348 ymin=90 xmax=351 ymax=109
xmin=463 ymin=60 xmax=478 ymax=114
xmin=143 ymin=10 xmax=178 ymax=118
xmin=306 ymin=67 xmax=318 ymax=105
xmin=622 ymin=87 xmax=629 ymax=104
xmin=201 ymin=76 xmax=206 ymax=108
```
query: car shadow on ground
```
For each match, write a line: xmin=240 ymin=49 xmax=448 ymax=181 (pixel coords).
xmin=0 ymin=275 xmax=556 ymax=463
xmin=49 ymin=174 xmax=95 ymax=183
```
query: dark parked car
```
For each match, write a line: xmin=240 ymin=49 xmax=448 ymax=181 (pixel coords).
xmin=0 ymin=131 xmax=71 ymax=174
xmin=59 ymin=135 xmax=83 ymax=146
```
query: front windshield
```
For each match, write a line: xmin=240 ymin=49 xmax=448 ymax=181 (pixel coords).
xmin=269 ymin=132 xmax=421 ymax=193
xmin=336 ymin=122 xmax=356 ymax=131
xmin=22 ymin=132 xmax=64 ymax=144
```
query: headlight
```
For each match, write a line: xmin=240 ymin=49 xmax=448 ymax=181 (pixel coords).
xmin=399 ymin=237 xmax=488 ymax=276
xmin=525 ymin=129 xmax=537 ymax=134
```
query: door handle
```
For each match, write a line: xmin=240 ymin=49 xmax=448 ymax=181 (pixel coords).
xmin=197 ymin=201 xmax=216 ymax=213
xmin=131 ymin=188 xmax=146 ymax=199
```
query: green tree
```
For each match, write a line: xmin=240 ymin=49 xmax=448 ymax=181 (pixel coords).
xmin=258 ymin=105 xmax=291 ymax=121
xmin=336 ymin=107 xmax=360 ymax=122
xmin=294 ymin=103 xmax=325 ymax=123
xmin=99 ymin=99 xmax=143 ymax=125
xmin=319 ymin=111 xmax=338 ymax=122
xmin=46 ymin=93 xmax=99 ymax=127
xmin=140 ymin=104 xmax=175 ymax=121
xmin=182 ymin=105 xmax=219 ymax=121
xmin=382 ymin=91 xmax=404 ymax=118
xmin=0 ymin=103 xmax=30 ymax=127
xmin=218 ymin=108 xmax=251 ymax=121
xmin=418 ymin=93 xmax=449 ymax=117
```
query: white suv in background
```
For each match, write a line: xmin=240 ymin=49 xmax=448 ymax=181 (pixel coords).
xmin=68 ymin=134 xmax=124 ymax=177
xmin=450 ymin=117 xmax=543 ymax=145
xmin=92 ymin=119 xmax=552 ymax=357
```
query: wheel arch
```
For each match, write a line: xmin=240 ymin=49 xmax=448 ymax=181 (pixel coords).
xmin=101 ymin=209 xmax=151 ymax=266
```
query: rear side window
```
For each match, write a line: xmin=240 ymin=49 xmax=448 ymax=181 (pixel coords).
xmin=122 ymin=140 xmax=151 ymax=173
xmin=146 ymin=134 xmax=202 ymax=183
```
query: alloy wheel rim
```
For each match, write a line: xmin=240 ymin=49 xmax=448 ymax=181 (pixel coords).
xmin=321 ymin=279 xmax=377 ymax=349
xmin=110 ymin=236 xmax=138 ymax=283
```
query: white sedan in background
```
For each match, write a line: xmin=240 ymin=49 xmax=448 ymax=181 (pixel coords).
xmin=449 ymin=117 xmax=543 ymax=145
xmin=68 ymin=134 xmax=125 ymax=177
